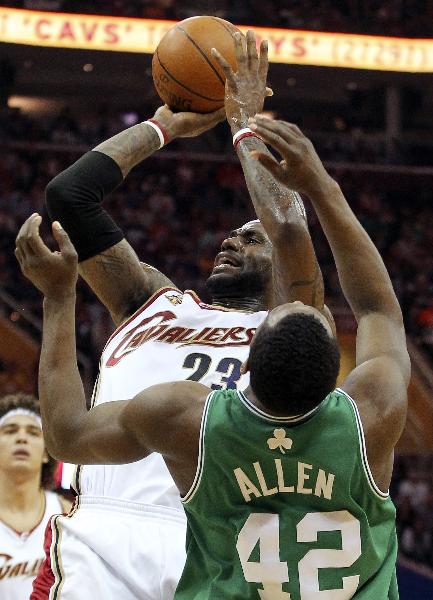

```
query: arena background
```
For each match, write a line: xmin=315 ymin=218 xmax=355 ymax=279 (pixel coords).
xmin=1 ymin=1 xmax=433 ymax=596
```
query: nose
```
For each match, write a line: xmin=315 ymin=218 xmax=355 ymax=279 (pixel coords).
xmin=221 ymin=234 xmax=242 ymax=252
xmin=16 ymin=429 xmax=29 ymax=444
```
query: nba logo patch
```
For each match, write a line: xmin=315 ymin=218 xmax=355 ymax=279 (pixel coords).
xmin=166 ymin=293 xmax=183 ymax=306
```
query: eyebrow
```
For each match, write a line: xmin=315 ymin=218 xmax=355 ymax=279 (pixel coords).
xmin=244 ymin=227 xmax=263 ymax=236
xmin=228 ymin=227 xmax=266 ymax=241
xmin=0 ymin=422 xmax=41 ymax=432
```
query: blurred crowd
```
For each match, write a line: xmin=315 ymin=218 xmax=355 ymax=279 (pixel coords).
xmin=3 ymin=0 xmax=433 ymax=37
xmin=392 ymin=454 xmax=433 ymax=569
xmin=2 ymin=104 xmax=433 ymax=167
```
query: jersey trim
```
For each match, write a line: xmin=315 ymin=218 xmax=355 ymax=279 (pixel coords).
xmin=186 ymin=289 xmax=267 ymax=315
xmin=336 ymin=387 xmax=390 ymax=500
xmin=48 ymin=497 xmax=81 ymax=600
xmin=237 ymin=390 xmax=324 ymax=424
xmin=181 ymin=391 xmax=215 ymax=504
xmin=48 ymin=513 xmax=64 ymax=600
xmin=72 ymin=464 xmax=82 ymax=495
xmin=103 ymin=286 xmax=181 ymax=349
xmin=90 ymin=369 xmax=101 ymax=409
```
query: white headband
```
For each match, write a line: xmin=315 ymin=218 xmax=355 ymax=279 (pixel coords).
xmin=0 ymin=409 xmax=42 ymax=430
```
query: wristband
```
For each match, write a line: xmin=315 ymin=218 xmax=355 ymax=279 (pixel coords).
xmin=145 ymin=119 xmax=170 ymax=148
xmin=233 ymin=127 xmax=261 ymax=150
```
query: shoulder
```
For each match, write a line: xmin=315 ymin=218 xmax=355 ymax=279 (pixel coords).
xmin=342 ymin=356 xmax=407 ymax=449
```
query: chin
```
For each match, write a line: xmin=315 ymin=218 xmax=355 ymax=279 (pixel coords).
xmin=206 ymin=271 xmax=239 ymax=292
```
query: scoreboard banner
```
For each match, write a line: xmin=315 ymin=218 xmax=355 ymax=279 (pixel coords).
xmin=1 ymin=7 xmax=432 ymax=73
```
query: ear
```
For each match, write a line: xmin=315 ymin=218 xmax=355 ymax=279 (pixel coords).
xmin=321 ymin=304 xmax=337 ymax=338
xmin=42 ymin=449 xmax=49 ymax=464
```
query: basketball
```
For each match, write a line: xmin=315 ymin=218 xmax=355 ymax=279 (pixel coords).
xmin=152 ymin=16 xmax=240 ymax=113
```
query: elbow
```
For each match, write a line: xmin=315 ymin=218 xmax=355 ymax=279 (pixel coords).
xmin=45 ymin=173 xmax=70 ymax=216
xmin=44 ymin=432 xmax=67 ymax=462
xmin=42 ymin=418 xmax=80 ymax=463
xmin=45 ymin=436 xmax=79 ymax=464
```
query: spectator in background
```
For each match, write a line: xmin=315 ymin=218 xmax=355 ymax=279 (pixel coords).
xmin=0 ymin=393 xmax=71 ymax=600
xmin=398 ymin=470 xmax=430 ymax=506
xmin=394 ymin=455 xmax=433 ymax=569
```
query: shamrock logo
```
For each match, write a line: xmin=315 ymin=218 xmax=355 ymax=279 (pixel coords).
xmin=267 ymin=429 xmax=293 ymax=454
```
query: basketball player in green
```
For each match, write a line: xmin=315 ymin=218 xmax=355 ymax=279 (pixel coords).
xmin=16 ymin=117 xmax=409 ymax=599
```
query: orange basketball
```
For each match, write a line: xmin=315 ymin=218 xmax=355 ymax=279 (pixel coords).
xmin=152 ymin=16 xmax=240 ymax=113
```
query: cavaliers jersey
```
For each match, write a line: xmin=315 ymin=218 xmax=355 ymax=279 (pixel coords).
xmin=74 ymin=287 xmax=268 ymax=509
xmin=176 ymin=388 xmax=398 ymax=599
xmin=0 ymin=491 xmax=63 ymax=600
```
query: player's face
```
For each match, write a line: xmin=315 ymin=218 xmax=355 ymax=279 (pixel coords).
xmin=0 ymin=415 xmax=47 ymax=477
xmin=208 ymin=221 xmax=272 ymax=288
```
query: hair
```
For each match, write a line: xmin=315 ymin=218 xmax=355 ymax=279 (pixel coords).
xmin=249 ymin=313 xmax=340 ymax=414
xmin=0 ymin=393 xmax=56 ymax=489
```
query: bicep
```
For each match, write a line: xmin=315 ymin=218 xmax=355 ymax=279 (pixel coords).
xmin=122 ymin=382 xmax=209 ymax=460
xmin=354 ymin=312 xmax=410 ymax=385
xmin=342 ymin=357 xmax=408 ymax=457
xmin=51 ymin=400 xmax=148 ymax=465
xmin=271 ymin=225 xmax=324 ymax=309
xmin=78 ymin=239 xmax=175 ymax=325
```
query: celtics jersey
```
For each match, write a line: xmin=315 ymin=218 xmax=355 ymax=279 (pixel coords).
xmin=176 ymin=387 xmax=398 ymax=600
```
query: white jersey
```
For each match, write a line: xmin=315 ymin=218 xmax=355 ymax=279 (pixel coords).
xmin=0 ymin=491 xmax=62 ymax=600
xmin=74 ymin=287 xmax=268 ymax=509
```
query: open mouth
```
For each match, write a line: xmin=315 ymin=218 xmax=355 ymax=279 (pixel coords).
xmin=214 ymin=252 xmax=241 ymax=269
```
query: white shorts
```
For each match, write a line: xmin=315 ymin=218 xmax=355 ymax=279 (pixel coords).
xmin=31 ymin=496 xmax=187 ymax=600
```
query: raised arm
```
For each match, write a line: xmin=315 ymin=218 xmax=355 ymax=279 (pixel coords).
xmin=45 ymin=107 xmax=225 ymax=325
xmin=213 ymin=32 xmax=323 ymax=309
xmin=249 ymin=117 xmax=410 ymax=489
xmin=15 ymin=215 xmax=207 ymax=488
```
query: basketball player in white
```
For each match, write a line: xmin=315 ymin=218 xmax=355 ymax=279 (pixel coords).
xmin=17 ymin=32 xmax=326 ymax=599
xmin=0 ymin=394 xmax=71 ymax=600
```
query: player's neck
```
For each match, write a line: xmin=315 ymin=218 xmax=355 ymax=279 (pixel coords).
xmin=243 ymin=386 xmax=301 ymax=418
xmin=0 ymin=470 xmax=42 ymax=512
xmin=211 ymin=292 xmax=268 ymax=312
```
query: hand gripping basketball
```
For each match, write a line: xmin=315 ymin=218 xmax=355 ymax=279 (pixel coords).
xmin=152 ymin=104 xmax=226 ymax=140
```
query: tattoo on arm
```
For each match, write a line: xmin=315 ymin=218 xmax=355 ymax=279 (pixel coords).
xmin=286 ymin=263 xmax=324 ymax=307
xmin=93 ymin=123 xmax=161 ymax=177
xmin=95 ymin=253 xmax=126 ymax=276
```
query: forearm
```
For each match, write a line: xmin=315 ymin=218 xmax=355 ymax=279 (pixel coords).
xmin=39 ymin=295 xmax=88 ymax=456
xmin=310 ymin=178 xmax=402 ymax=322
xmin=236 ymin=137 xmax=323 ymax=308
xmin=236 ymin=138 xmax=307 ymax=232
xmin=93 ymin=122 xmax=161 ymax=177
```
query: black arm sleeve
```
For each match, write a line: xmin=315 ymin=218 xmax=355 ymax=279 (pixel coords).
xmin=45 ymin=151 xmax=125 ymax=262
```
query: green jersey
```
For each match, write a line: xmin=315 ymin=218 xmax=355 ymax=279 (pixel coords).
xmin=175 ymin=388 xmax=398 ymax=600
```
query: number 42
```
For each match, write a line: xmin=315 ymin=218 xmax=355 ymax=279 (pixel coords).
xmin=236 ymin=510 xmax=361 ymax=599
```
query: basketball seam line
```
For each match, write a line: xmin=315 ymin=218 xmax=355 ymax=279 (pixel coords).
xmin=210 ymin=16 xmax=237 ymax=39
xmin=156 ymin=49 xmax=224 ymax=102
xmin=177 ymin=24 xmax=225 ymax=86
